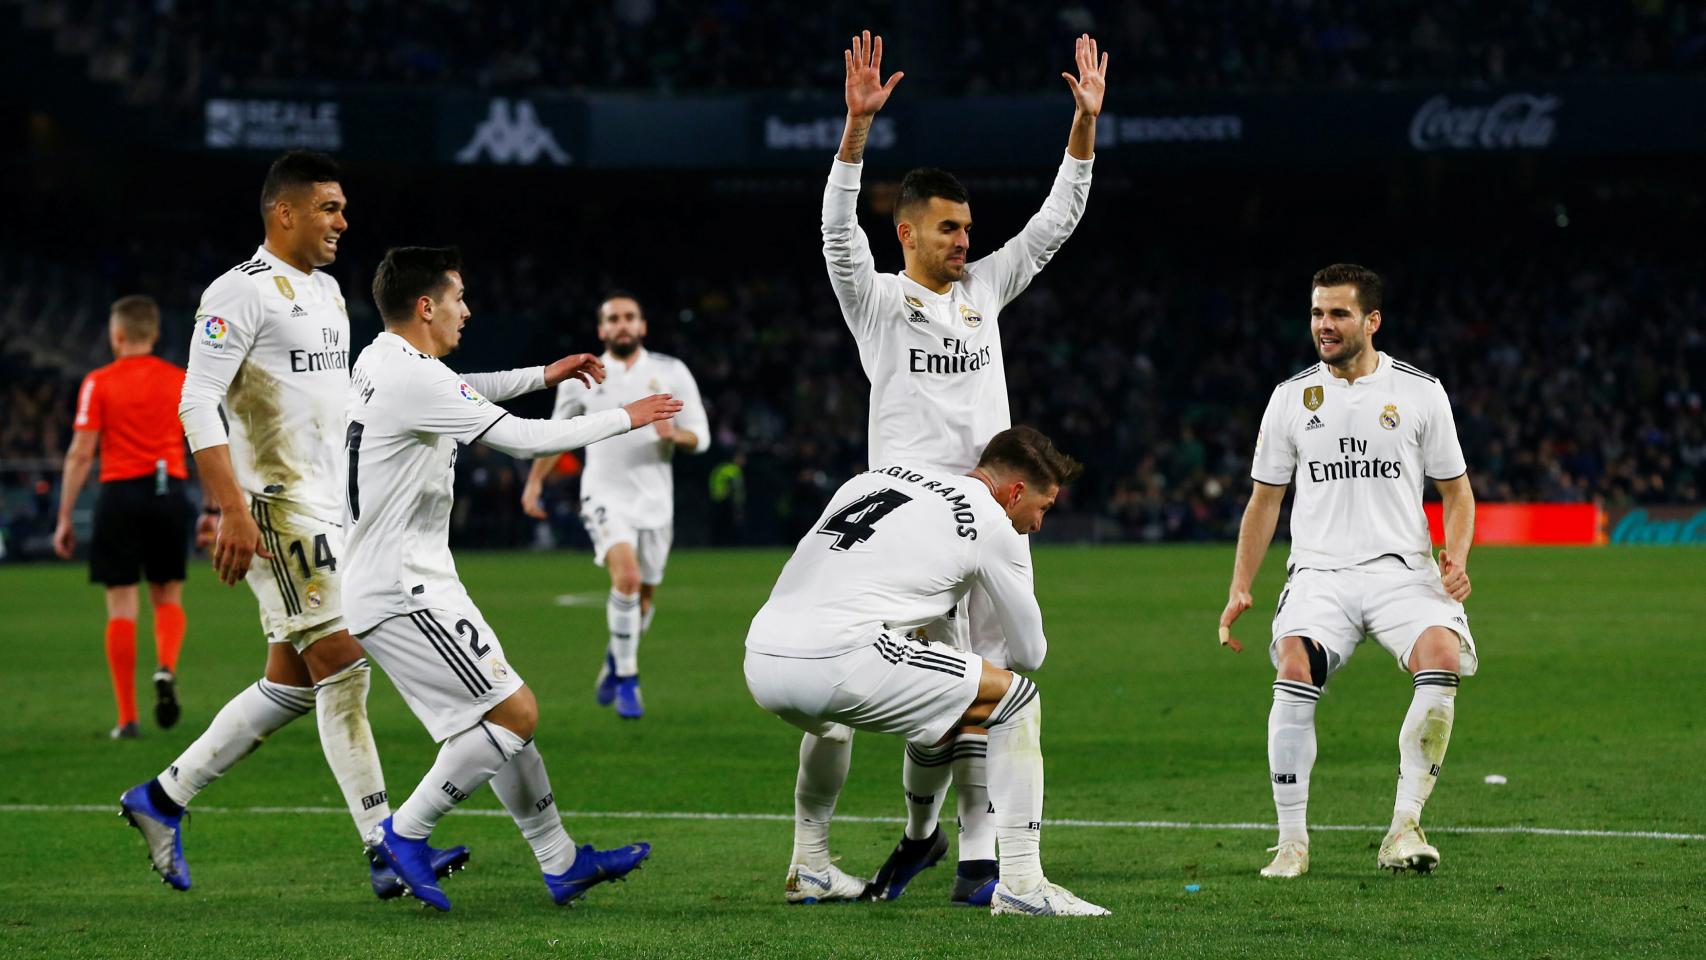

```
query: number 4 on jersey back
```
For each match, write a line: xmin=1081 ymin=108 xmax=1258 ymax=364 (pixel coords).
xmin=817 ymin=489 xmax=913 ymax=551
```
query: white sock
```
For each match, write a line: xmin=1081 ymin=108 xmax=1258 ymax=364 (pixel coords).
xmin=490 ymin=738 xmax=577 ymax=875
xmin=986 ymin=676 xmax=1044 ymax=895
xmin=608 ymin=590 xmax=641 ymax=677
xmin=641 ymin=604 xmax=655 ymax=636
xmin=1270 ymin=679 xmax=1320 ymax=845
xmin=1393 ymin=671 xmax=1458 ymax=827
xmin=792 ymin=731 xmax=852 ymax=870
xmin=393 ymin=721 xmax=523 ymax=840
xmin=951 ymin=734 xmax=996 ymax=862
xmin=902 ymin=741 xmax=953 ymax=840
xmin=159 ymin=678 xmax=313 ymax=808
xmin=314 ymin=658 xmax=390 ymax=839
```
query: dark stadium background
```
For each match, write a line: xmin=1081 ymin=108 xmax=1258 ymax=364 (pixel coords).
xmin=3 ymin=1 xmax=1703 ymax=560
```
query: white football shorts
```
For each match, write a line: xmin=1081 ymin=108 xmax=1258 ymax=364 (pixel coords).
xmin=744 ymin=635 xmax=984 ymax=746
xmin=580 ymin=494 xmax=672 ymax=586
xmin=247 ymin=497 xmax=346 ymax=651
xmin=1270 ymin=556 xmax=1478 ymax=679
xmin=358 ymin=602 xmax=525 ymax=742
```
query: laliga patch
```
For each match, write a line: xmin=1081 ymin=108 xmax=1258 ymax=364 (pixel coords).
xmin=959 ymin=303 xmax=984 ymax=328
xmin=274 ymin=276 xmax=296 ymax=300
xmin=1380 ymin=403 xmax=1401 ymax=430
xmin=1303 ymin=386 xmax=1323 ymax=410
xmin=457 ymin=382 xmax=487 ymax=403
xmin=198 ymin=315 xmax=229 ymax=349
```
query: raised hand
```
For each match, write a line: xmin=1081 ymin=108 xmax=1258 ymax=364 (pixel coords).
xmin=624 ymin=393 xmax=685 ymax=429
xmin=1061 ymin=34 xmax=1108 ymax=117
xmin=844 ymin=30 xmax=903 ymax=118
xmin=544 ymin=352 xmax=606 ymax=389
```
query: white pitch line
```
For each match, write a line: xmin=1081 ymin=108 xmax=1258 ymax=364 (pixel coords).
xmin=3 ymin=804 xmax=1699 ymax=842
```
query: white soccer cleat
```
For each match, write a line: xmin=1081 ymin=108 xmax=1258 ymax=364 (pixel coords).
xmin=784 ymin=862 xmax=868 ymax=904
xmin=989 ymin=880 xmax=1111 ymax=916
xmin=1260 ymin=840 xmax=1310 ymax=878
xmin=1378 ymin=820 xmax=1440 ymax=873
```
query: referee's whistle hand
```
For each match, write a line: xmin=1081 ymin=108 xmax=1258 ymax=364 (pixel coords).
xmin=213 ymin=510 xmax=270 ymax=585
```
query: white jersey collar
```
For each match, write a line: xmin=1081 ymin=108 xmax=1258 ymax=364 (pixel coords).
xmin=255 ymin=244 xmax=315 ymax=280
xmin=898 ymin=273 xmax=954 ymax=301
xmin=1322 ymin=350 xmax=1390 ymax=388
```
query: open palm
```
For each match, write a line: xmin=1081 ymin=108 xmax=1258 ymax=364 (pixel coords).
xmin=1062 ymin=34 xmax=1109 ymax=116
xmin=844 ymin=30 xmax=903 ymax=118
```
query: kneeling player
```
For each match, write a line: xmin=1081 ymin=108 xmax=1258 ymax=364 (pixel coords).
xmin=347 ymin=247 xmax=682 ymax=910
xmin=744 ymin=427 xmax=1107 ymax=917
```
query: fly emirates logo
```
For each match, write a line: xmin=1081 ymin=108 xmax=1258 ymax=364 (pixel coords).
xmin=909 ymin=336 xmax=993 ymax=376
xmin=1308 ymin=436 xmax=1403 ymax=483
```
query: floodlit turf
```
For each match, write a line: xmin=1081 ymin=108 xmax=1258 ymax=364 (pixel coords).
xmin=2 ymin=545 xmax=1702 ymax=959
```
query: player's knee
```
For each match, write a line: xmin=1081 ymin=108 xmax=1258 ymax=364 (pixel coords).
xmin=1409 ymin=627 xmax=1461 ymax=673
xmin=982 ymin=673 xmax=1040 ymax=730
xmin=1273 ymin=635 xmax=1314 ymax=683
xmin=610 ymin=569 xmax=642 ymax=596
xmin=487 ymin=685 xmax=539 ymax=740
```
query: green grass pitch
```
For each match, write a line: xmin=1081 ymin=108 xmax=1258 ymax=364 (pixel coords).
xmin=2 ymin=545 xmax=1702 ymax=959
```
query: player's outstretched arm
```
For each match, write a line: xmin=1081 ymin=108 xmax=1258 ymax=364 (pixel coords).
xmin=480 ymin=395 xmax=683 ymax=459
xmin=1220 ymin=481 xmax=1287 ymax=653
xmin=1062 ymin=33 xmax=1107 ymax=161
xmin=52 ymin=429 xmax=98 ymax=559
xmin=1434 ymin=474 xmax=1475 ymax=602
xmin=838 ymin=30 xmax=902 ymax=164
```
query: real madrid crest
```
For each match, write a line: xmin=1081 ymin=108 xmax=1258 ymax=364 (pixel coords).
xmin=648 ymin=378 xmax=662 ymax=392
xmin=1303 ymin=386 xmax=1323 ymax=411
xmin=305 ymin=584 xmax=324 ymax=609
xmin=274 ymin=276 xmax=296 ymax=300
xmin=904 ymin=295 xmax=924 ymax=309
xmin=1379 ymin=403 xmax=1401 ymax=430
xmin=959 ymin=303 xmax=984 ymax=328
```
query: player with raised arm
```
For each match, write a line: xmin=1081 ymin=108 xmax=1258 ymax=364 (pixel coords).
xmin=795 ymin=29 xmax=1106 ymax=906
xmin=520 ymin=292 xmax=710 ymax=720
xmin=351 ymin=247 xmax=678 ymax=911
xmin=746 ymin=427 xmax=1107 ymax=917
xmin=117 ymin=151 xmax=465 ymax=898
xmin=1219 ymin=264 xmax=1478 ymax=879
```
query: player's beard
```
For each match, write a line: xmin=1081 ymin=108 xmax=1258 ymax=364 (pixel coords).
xmin=607 ymin=336 xmax=640 ymax=359
xmin=1317 ymin=331 xmax=1366 ymax=369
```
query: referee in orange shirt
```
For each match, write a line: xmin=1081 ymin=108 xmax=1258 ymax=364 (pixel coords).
xmin=54 ymin=295 xmax=193 ymax=739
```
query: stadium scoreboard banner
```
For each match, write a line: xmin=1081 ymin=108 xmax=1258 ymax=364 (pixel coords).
xmin=195 ymin=80 xmax=1706 ymax=169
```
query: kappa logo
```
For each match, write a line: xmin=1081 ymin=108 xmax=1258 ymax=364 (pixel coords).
xmin=456 ymin=98 xmax=571 ymax=166
xmin=1305 ymin=415 xmax=1325 ymax=431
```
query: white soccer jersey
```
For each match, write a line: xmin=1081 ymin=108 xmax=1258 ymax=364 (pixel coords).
xmin=342 ymin=332 xmax=630 ymax=634
xmin=746 ymin=464 xmax=1047 ymax=672
xmin=549 ymin=348 xmax=709 ymax=528
xmin=822 ymin=150 xmax=1093 ymax=472
xmin=1251 ymin=352 xmax=1468 ymax=572
xmin=179 ymin=245 xmax=352 ymax=521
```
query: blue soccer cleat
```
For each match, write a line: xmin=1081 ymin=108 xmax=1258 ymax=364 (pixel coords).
xmin=370 ymin=841 xmax=471 ymax=900
xmin=615 ymin=676 xmax=644 ymax=720
xmin=544 ymin=842 xmax=651 ymax=905
xmin=951 ymin=865 xmax=999 ymax=907
xmin=369 ymin=817 xmax=451 ymax=911
xmin=594 ymin=651 xmax=619 ymax=707
xmin=865 ymin=826 xmax=948 ymax=901
xmin=119 ymin=780 xmax=190 ymax=891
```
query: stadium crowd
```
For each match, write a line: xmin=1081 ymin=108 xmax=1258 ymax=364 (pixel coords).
xmin=4 ymin=228 xmax=1700 ymax=555
xmin=28 ymin=0 xmax=1706 ymax=101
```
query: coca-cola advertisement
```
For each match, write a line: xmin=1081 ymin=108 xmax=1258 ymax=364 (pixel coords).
xmin=1408 ymin=93 xmax=1560 ymax=151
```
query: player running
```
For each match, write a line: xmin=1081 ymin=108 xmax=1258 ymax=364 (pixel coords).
xmin=54 ymin=295 xmax=192 ymax=739
xmin=118 ymin=151 xmax=464 ymax=898
xmin=1219 ymin=263 xmax=1478 ymax=878
xmin=746 ymin=427 xmax=1106 ymax=917
xmin=796 ymin=30 xmax=1106 ymax=905
xmin=351 ymin=247 xmax=678 ymax=911
xmin=521 ymin=292 xmax=710 ymax=720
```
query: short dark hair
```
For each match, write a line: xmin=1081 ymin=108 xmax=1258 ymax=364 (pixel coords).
xmin=109 ymin=294 xmax=160 ymax=341
xmin=977 ymin=426 xmax=1083 ymax=488
xmin=372 ymin=246 xmax=463 ymax=326
xmin=1311 ymin=263 xmax=1383 ymax=314
xmin=894 ymin=167 xmax=970 ymax=224
xmin=260 ymin=150 xmax=341 ymax=220
xmin=599 ymin=290 xmax=643 ymax=314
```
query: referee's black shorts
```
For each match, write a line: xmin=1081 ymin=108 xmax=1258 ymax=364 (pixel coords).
xmin=89 ymin=477 xmax=192 ymax=587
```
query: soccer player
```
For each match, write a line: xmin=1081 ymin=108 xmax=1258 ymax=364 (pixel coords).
xmin=746 ymin=427 xmax=1107 ymax=917
xmin=350 ymin=246 xmax=678 ymax=910
xmin=118 ymin=151 xmax=463 ymax=898
xmin=520 ymin=292 xmax=710 ymax=720
xmin=1219 ymin=263 xmax=1477 ymax=878
xmin=54 ymin=295 xmax=192 ymax=739
xmin=803 ymin=30 xmax=1106 ymax=905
